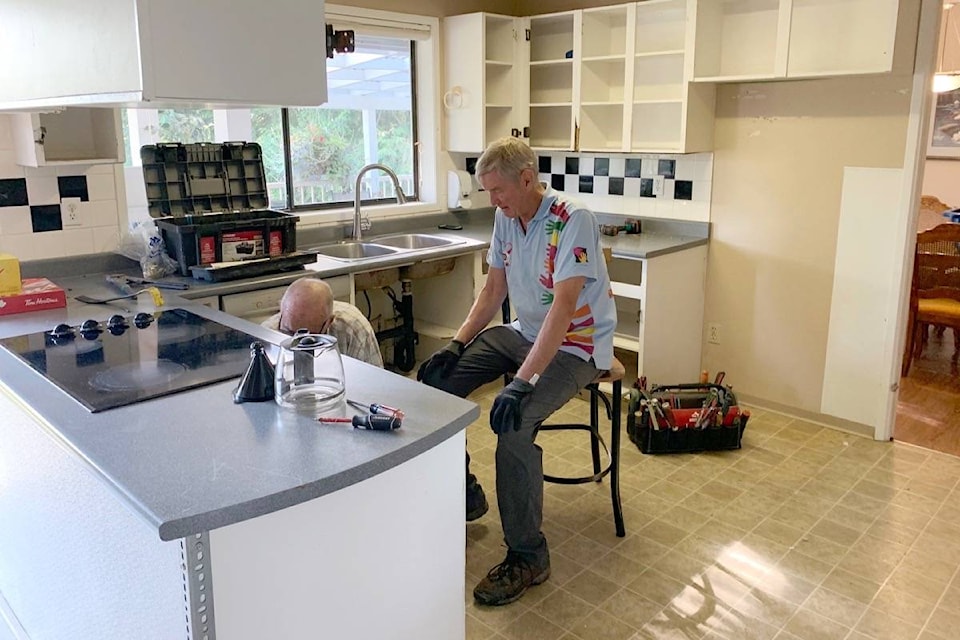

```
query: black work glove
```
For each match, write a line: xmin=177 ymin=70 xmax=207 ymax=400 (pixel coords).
xmin=416 ymin=340 xmax=465 ymax=387
xmin=490 ymin=378 xmax=535 ymax=434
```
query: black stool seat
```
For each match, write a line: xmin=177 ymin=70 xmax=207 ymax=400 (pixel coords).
xmin=541 ymin=360 xmax=625 ymax=537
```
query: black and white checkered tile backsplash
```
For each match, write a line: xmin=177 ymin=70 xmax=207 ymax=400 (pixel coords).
xmin=0 ymin=175 xmax=89 ymax=232
xmin=466 ymin=154 xmax=695 ymax=201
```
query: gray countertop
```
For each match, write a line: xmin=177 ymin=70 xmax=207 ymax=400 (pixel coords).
xmin=2 ymin=209 xmax=707 ymax=541
xmin=0 ymin=298 xmax=479 ymax=541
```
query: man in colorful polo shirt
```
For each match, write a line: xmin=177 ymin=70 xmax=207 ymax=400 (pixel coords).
xmin=418 ymin=137 xmax=616 ymax=606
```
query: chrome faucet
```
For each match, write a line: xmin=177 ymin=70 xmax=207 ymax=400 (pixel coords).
xmin=352 ymin=163 xmax=407 ymax=241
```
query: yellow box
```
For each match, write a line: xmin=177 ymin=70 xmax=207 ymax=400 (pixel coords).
xmin=0 ymin=254 xmax=21 ymax=296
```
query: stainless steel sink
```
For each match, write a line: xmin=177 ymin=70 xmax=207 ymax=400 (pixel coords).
xmin=371 ymin=233 xmax=463 ymax=250
xmin=312 ymin=242 xmax=399 ymax=260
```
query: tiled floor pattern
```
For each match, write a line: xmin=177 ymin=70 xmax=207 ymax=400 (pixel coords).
xmin=463 ymin=383 xmax=960 ymax=640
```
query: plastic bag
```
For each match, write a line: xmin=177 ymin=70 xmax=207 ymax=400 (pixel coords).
xmin=118 ymin=222 xmax=178 ymax=280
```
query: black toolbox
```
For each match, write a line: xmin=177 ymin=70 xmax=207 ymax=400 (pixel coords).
xmin=626 ymin=381 xmax=750 ymax=454
xmin=142 ymin=141 xmax=316 ymax=281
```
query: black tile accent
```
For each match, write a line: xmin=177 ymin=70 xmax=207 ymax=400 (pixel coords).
xmin=625 ymin=159 xmax=641 ymax=178
xmin=551 ymin=174 xmax=565 ymax=191
xmin=0 ymin=178 xmax=28 ymax=207
xmin=608 ymin=177 xmax=624 ymax=196
xmin=594 ymin=158 xmax=609 ymax=176
xmin=674 ymin=180 xmax=693 ymax=200
xmin=640 ymin=178 xmax=655 ymax=198
xmin=30 ymin=205 xmax=62 ymax=232
xmin=538 ymin=156 xmax=552 ymax=173
xmin=465 ymin=157 xmax=478 ymax=175
xmin=578 ymin=176 xmax=594 ymax=193
xmin=658 ymin=159 xmax=676 ymax=179
xmin=57 ymin=175 xmax=89 ymax=201
xmin=565 ymin=157 xmax=579 ymax=174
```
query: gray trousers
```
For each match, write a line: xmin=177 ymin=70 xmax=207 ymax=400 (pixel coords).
xmin=435 ymin=325 xmax=601 ymax=567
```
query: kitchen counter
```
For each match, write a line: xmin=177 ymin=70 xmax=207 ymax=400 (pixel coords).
xmin=0 ymin=298 xmax=477 ymax=541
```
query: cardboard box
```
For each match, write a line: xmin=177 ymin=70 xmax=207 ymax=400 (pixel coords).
xmin=0 ymin=253 xmax=22 ymax=296
xmin=0 ymin=278 xmax=67 ymax=316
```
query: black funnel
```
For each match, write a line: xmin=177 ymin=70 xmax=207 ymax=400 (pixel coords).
xmin=234 ymin=341 xmax=276 ymax=403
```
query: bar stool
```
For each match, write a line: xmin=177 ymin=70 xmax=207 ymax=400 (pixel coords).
xmin=540 ymin=358 xmax=626 ymax=537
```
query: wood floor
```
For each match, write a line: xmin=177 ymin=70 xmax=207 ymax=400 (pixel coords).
xmin=896 ymin=326 xmax=960 ymax=456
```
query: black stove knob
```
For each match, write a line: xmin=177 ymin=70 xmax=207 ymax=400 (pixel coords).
xmin=133 ymin=312 xmax=154 ymax=329
xmin=107 ymin=314 xmax=128 ymax=330
xmin=50 ymin=323 xmax=76 ymax=340
xmin=80 ymin=319 xmax=102 ymax=332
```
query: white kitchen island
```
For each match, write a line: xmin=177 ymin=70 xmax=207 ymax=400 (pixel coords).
xmin=0 ymin=299 xmax=473 ymax=640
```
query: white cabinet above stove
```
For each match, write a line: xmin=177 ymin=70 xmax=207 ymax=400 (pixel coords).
xmin=0 ymin=0 xmax=328 ymax=110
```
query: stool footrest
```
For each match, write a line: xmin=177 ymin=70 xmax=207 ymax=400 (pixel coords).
xmin=541 ymin=422 xmax=611 ymax=484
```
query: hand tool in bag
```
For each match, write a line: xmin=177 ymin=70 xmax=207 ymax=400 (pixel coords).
xmin=106 ymin=274 xmax=190 ymax=291
xmin=317 ymin=414 xmax=402 ymax=430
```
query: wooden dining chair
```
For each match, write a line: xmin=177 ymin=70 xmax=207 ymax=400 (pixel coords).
xmin=902 ymin=223 xmax=960 ymax=376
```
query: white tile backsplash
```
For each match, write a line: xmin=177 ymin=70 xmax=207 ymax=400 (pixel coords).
xmin=0 ymin=206 xmax=33 ymax=235
xmin=0 ymin=111 xmax=124 ymax=262
xmin=24 ymin=176 xmax=60 ymax=205
xmin=86 ymin=173 xmax=116 ymax=201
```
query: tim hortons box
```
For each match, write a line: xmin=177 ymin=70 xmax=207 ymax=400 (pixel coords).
xmin=0 ymin=278 xmax=67 ymax=316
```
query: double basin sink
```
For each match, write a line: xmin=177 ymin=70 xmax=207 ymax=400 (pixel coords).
xmin=308 ymin=233 xmax=466 ymax=262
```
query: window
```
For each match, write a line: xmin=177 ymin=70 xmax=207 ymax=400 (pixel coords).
xmin=123 ymin=35 xmax=417 ymax=213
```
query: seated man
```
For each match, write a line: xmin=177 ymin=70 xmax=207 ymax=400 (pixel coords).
xmin=262 ymin=278 xmax=383 ymax=367
xmin=417 ymin=137 xmax=617 ymax=606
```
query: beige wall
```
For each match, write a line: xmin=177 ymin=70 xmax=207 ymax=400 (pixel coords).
xmin=702 ymin=73 xmax=914 ymax=416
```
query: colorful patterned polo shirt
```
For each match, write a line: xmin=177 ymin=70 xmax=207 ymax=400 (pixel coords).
xmin=486 ymin=187 xmax=617 ymax=370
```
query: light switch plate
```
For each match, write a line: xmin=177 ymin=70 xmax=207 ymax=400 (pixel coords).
xmin=61 ymin=197 xmax=82 ymax=227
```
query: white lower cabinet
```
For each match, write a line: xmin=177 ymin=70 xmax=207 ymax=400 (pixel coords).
xmin=608 ymin=245 xmax=708 ymax=385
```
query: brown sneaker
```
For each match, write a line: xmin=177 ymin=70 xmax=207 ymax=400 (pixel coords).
xmin=473 ymin=552 xmax=550 ymax=606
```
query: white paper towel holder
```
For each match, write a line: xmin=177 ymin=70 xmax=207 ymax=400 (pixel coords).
xmin=447 ymin=169 xmax=473 ymax=209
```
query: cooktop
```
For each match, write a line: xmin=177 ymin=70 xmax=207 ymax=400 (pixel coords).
xmin=0 ymin=308 xmax=258 ymax=412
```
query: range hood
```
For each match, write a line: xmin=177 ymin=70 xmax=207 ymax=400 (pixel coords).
xmin=0 ymin=0 xmax=328 ymax=110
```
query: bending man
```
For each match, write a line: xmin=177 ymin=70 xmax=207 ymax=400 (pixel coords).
xmin=263 ymin=278 xmax=383 ymax=368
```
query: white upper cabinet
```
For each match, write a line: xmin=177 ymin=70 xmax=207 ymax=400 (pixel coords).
xmin=578 ymin=4 xmax=632 ymax=152
xmin=691 ymin=0 xmax=900 ymax=82
xmin=527 ymin=11 xmax=579 ymax=150
xmin=11 ymin=109 xmax=124 ymax=167
xmin=0 ymin=0 xmax=328 ymax=109
xmin=443 ymin=13 xmax=527 ymax=153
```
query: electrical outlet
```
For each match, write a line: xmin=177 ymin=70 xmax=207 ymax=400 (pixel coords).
xmin=61 ymin=197 xmax=82 ymax=228
xmin=653 ymin=175 xmax=665 ymax=196
xmin=708 ymin=323 xmax=720 ymax=345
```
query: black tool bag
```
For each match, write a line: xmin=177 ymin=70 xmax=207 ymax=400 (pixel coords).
xmin=626 ymin=379 xmax=749 ymax=454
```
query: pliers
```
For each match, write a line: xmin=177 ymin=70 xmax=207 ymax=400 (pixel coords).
xmin=106 ymin=274 xmax=190 ymax=293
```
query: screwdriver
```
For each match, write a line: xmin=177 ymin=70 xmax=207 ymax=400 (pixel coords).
xmin=317 ymin=414 xmax=402 ymax=430
xmin=346 ymin=399 xmax=405 ymax=419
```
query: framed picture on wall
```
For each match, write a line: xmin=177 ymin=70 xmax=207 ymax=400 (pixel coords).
xmin=928 ymin=88 xmax=960 ymax=159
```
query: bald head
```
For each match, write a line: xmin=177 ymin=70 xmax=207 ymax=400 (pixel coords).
xmin=278 ymin=278 xmax=335 ymax=334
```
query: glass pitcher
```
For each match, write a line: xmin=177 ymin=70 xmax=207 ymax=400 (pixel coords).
xmin=275 ymin=331 xmax=346 ymax=413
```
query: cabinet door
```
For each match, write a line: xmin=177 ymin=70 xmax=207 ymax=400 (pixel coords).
xmin=691 ymin=0 xmax=900 ymax=82
xmin=444 ymin=13 xmax=525 ymax=153
xmin=527 ymin=11 xmax=579 ymax=151
xmin=579 ymin=4 xmax=633 ymax=152
xmin=785 ymin=0 xmax=899 ymax=78
xmin=11 ymin=109 xmax=124 ymax=167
